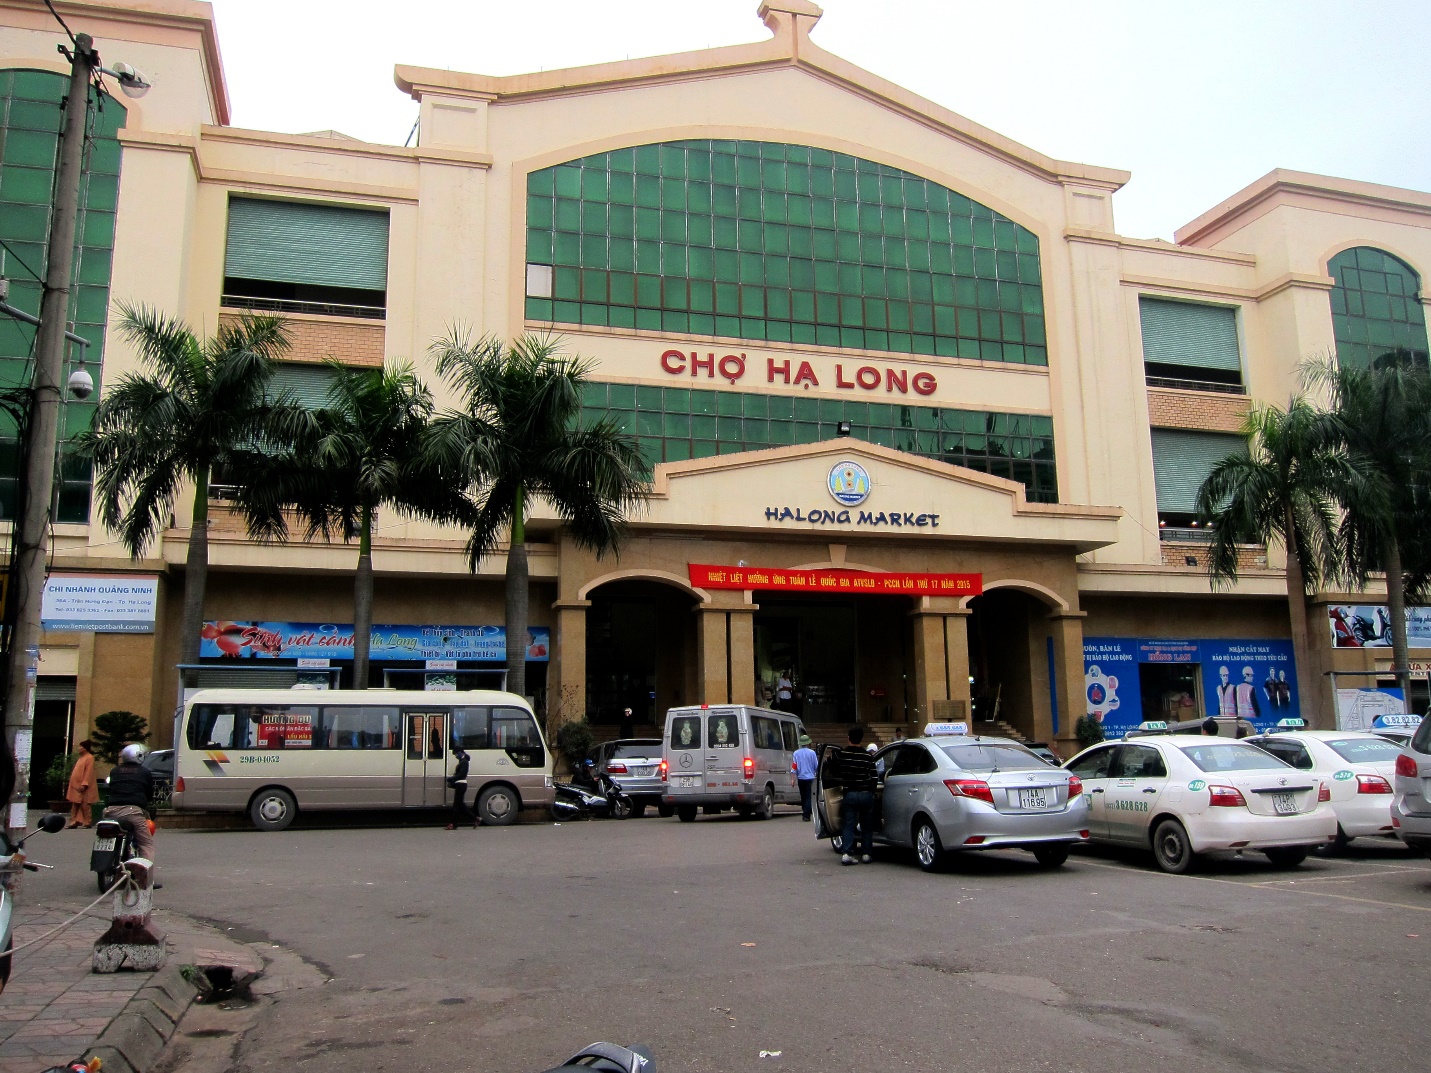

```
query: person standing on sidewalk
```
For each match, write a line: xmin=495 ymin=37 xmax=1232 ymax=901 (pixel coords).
xmin=834 ymin=726 xmax=878 ymax=865
xmin=792 ymin=734 xmax=818 ymax=821
xmin=65 ymin=739 xmax=98 ymax=828
xmin=446 ymin=745 xmax=474 ymax=829
xmin=103 ymin=744 xmax=156 ymax=862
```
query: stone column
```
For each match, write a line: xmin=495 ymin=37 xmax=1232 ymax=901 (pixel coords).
xmin=728 ymin=607 xmax=757 ymax=705
xmin=550 ymin=600 xmax=590 ymax=726
xmin=696 ymin=607 xmax=728 ymax=705
xmin=909 ymin=600 xmax=973 ymax=728
xmin=1047 ymin=611 xmax=1088 ymax=756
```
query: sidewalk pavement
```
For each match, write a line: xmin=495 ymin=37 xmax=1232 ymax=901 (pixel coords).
xmin=0 ymin=910 xmax=148 ymax=1072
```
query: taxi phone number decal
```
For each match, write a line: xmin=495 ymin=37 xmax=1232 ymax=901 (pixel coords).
xmin=1108 ymin=799 xmax=1150 ymax=813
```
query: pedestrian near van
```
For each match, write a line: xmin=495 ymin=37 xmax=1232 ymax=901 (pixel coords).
xmin=834 ymin=726 xmax=878 ymax=865
xmin=792 ymin=734 xmax=818 ymax=821
xmin=66 ymin=739 xmax=98 ymax=828
xmin=446 ymin=745 xmax=474 ymax=829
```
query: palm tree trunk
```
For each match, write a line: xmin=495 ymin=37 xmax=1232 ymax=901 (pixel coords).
xmin=179 ymin=469 xmax=210 ymax=675
xmin=1281 ymin=511 xmax=1322 ymax=726
xmin=352 ymin=503 xmax=374 ymax=690
xmin=1383 ymin=533 xmax=1411 ymax=699
xmin=505 ymin=483 xmax=529 ymax=699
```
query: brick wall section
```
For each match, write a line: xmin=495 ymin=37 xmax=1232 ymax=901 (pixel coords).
xmin=1147 ymin=387 xmax=1250 ymax=433
xmin=1161 ymin=541 xmax=1267 ymax=572
xmin=219 ymin=310 xmax=385 ymax=366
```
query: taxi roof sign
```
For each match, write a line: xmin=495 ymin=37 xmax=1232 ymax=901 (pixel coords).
xmin=1275 ymin=717 xmax=1307 ymax=729
xmin=923 ymin=721 xmax=969 ymax=736
xmin=1372 ymin=713 xmax=1420 ymax=728
xmin=1138 ymin=720 xmax=1168 ymax=732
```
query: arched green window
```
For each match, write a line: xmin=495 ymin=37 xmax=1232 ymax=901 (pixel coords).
xmin=0 ymin=69 xmax=126 ymax=523
xmin=1328 ymin=247 xmax=1428 ymax=370
xmin=525 ymin=140 xmax=1045 ymax=365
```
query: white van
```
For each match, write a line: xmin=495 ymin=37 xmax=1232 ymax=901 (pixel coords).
xmin=660 ymin=705 xmax=806 ymax=822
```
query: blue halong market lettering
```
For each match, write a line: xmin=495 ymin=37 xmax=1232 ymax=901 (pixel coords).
xmin=765 ymin=507 xmax=941 ymax=528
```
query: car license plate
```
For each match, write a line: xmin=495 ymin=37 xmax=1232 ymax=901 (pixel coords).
xmin=93 ymin=838 xmax=116 ymax=851
xmin=1271 ymin=793 xmax=1297 ymax=815
xmin=1018 ymin=788 xmax=1049 ymax=809
xmin=634 ymin=766 xmax=655 ymax=777
xmin=674 ymin=775 xmax=700 ymax=788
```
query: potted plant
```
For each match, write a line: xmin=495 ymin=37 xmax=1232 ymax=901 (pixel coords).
xmin=43 ymin=751 xmax=78 ymax=812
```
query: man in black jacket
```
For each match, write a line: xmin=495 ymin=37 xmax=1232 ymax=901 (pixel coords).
xmin=103 ymin=744 xmax=156 ymax=862
xmin=445 ymin=745 xmax=474 ymax=829
xmin=833 ymin=726 xmax=879 ymax=865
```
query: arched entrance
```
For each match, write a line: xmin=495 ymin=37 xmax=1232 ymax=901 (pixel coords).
xmin=584 ymin=579 xmax=700 ymax=728
xmin=967 ymin=586 xmax=1060 ymax=742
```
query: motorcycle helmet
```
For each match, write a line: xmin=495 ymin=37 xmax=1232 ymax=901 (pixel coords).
xmin=119 ymin=743 xmax=150 ymax=764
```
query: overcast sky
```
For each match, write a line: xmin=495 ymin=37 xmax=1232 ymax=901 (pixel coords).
xmin=204 ymin=0 xmax=1431 ymax=240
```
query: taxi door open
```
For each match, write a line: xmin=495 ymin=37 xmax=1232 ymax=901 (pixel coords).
xmin=1066 ymin=743 xmax=1116 ymax=839
xmin=1102 ymin=743 xmax=1168 ymax=844
xmin=814 ymin=742 xmax=843 ymax=843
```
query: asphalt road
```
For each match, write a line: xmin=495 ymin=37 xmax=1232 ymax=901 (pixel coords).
xmin=24 ymin=809 xmax=1431 ymax=1073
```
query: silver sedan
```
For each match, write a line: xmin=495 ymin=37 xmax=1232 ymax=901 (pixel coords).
xmin=815 ymin=734 xmax=1091 ymax=871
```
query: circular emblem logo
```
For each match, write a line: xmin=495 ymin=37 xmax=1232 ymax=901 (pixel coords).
xmin=1334 ymin=769 xmax=1354 ymax=781
xmin=828 ymin=460 xmax=871 ymax=506
xmin=1188 ymin=780 xmax=1206 ymax=792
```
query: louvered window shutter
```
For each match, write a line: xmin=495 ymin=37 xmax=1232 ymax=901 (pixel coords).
xmin=268 ymin=364 xmax=339 ymax=410
xmin=224 ymin=198 xmax=389 ymax=291
xmin=1140 ymin=298 xmax=1242 ymax=373
xmin=1150 ymin=429 xmax=1245 ymax=513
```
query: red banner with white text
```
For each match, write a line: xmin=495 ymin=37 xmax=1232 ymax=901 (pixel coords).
xmin=689 ymin=563 xmax=982 ymax=597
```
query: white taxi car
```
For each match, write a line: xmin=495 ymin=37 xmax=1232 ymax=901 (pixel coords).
xmin=1245 ymin=725 xmax=1405 ymax=848
xmin=1063 ymin=734 xmax=1337 ymax=873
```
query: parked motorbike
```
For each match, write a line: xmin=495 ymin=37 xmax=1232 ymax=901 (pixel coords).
xmin=552 ymin=762 xmax=634 ymax=821
xmin=0 ymin=812 xmax=66 ymax=995
xmin=540 ymin=1042 xmax=654 ymax=1072
xmin=90 ymin=817 xmax=137 ymax=894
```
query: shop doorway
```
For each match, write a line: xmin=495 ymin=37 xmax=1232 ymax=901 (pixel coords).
xmin=1138 ymin=662 xmax=1201 ymax=723
xmin=967 ymin=588 xmax=1049 ymax=740
xmin=30 ymin=677 xmax=76 ymax=807
xmin=586 ymin=580 xmax=698 ymax=726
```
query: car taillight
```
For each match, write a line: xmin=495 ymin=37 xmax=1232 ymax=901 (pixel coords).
xmin=1067 ymin=775 xmax=1083 ymax=797
xmin=175 ymin=776 xmax=185 ymax=792
xmin=1356 ymin=774 xmax=1393 ymax=795
xmin=1396 ymin=752 xmax=1419 ymax=778
xmin=743 ymin=757 xmax=755 ymax=779
xmin=606 ymin=762 xmax=628 ymax=774
xmin=944 ymin=779 xmax=994 ymax=805
xmin=1317 ymin=782 xmax=1331 ymax=802
xmin=658 ymin=760 xmax=668 ymax=779
xmin=1207 ymin=784 xmax=1246 ymax=807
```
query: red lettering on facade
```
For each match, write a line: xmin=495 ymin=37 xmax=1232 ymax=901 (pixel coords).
xmin=767 ymin=358 xmax=791 ymax=384
xmin=835 ymin=364 xmax=854 ymax=389
xmin=661 ymin=349 xmax=686 ymax=374
xmin=692 ymin=352 xmax=715 ymax=377
xmin=912 ymin=371 xmax=937 ymax=395
xmin=857 ymin=366 xmax=881 ymax=390
xmin=885 ymin=368 xmax=908 ymax=394
xmin=793 ymin=361 xmax=819 ymax=387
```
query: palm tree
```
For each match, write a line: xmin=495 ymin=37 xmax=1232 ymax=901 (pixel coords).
xmin=81 ymin=304 xmax=291 ymax=671
xmin=424 ymin=332 xmax=647 ymax=700
xmin=1308 ymin=353 xmax=1431 ymax=699
xmin=235 ymin=359 xmax=473 ymax=687
xmin=1195 ymin=399 xmax=1355 ymax=726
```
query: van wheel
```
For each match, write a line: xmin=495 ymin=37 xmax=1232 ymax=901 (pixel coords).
xmin=676 ymin=806 xmax=697 ymax=823
xmin=249 ymin=788 xmax=297 ymax=832
xmin=756 ymin=785 xmax=775 ymax=820
xmin=657 ymin=804 xmax=674 ymax=818
xmin=914 ymin=820 xmax=946 ymax=873
xmin=1151 ymin=819 xmax=1195 ymax=874
xmin=477 ymin=785 xmax=519 ymax=826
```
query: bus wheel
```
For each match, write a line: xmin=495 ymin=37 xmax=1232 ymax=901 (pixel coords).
xmin=478 ymin=785 xmax=519 ymax=826
xmin=249 ymin=788 xmax=297 ymax=832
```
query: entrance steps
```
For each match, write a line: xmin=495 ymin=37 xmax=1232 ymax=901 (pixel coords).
xmin=586 ymin=724 xmax=661 ymax=743
xmin=976 ymin=719 xmax=1030 ymax=743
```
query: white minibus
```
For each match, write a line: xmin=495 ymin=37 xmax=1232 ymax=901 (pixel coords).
xmin=170 ymin=689 xmax=553 ymax=830
xmin=661 ymin=704 xmax=805 ymax=821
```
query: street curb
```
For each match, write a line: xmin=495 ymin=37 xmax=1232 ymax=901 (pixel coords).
xmin=82 ymin=963 xmax=200 ymax=1073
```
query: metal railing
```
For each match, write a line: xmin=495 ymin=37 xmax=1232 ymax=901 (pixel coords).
xmin=1159 ymin=527 xmax=1215 ymax=543
xmin=221 ymin=295 xmax=386 ymax=321
xmin=1145 ymin=375 xmax=1245 ymax=395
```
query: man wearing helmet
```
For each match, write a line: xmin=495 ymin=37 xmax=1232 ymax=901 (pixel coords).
xmin=103 ymin=743 xmax=157 ymax=864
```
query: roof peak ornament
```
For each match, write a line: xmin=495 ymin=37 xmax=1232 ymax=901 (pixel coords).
xmin=758 ymin=0 xmax=823 ymax=43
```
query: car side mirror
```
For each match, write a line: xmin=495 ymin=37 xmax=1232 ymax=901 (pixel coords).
xmin=38 ymin=813 xmax=67 ymax=833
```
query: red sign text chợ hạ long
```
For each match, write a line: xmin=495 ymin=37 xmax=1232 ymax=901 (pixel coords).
xmin=688 ymin=563 xmax=982 ymax=596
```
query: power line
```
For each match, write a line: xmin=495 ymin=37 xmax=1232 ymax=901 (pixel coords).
xmin=42 ymin=0 xmax=78 ymax=46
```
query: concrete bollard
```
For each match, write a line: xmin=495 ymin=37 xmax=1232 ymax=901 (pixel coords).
xmin=93 ymin=858 xmax=167 ymax=973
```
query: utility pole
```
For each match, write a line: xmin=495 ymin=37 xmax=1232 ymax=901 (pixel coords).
xmin=2 ymin=34 xmax=97 ymax=841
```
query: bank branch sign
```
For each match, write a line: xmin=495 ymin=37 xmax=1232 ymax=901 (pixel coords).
xmin=690 ymin=563 xmax=981 ymax=596
xmin=41 ymin=574 xmax=158 ymax=633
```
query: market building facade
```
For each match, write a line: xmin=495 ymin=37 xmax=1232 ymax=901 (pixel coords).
xmin=4 ymin=0 xmax=1431 ymax=782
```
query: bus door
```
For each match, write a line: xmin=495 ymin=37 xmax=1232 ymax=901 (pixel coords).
xmin=402 ymin=709 xmax=449 ymax=807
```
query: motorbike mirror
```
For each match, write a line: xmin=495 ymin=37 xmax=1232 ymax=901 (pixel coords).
xmin=584 ymin=759 xmax=594 ymax=767
xmin=37 ymin=813 xmax=67 ymax=834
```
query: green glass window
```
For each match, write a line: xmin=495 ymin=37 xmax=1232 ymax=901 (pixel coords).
xmin=581 ymin=382 xmax=1057 ymax=502
xmin=1328 ymin=248 xmax=1428 ymax=370
xmin=0 ymin=70 xmax=126 ymax=525
xmin=526 ymin=141 xmax=1045 ymax=365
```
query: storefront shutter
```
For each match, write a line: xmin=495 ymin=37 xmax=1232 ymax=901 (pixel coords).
xmin=224 ymin=197 xmax=389 ymax=291
xmin=1150 ymin=429 xmax=1245 ymax=513
xmin=34 ymin=676 xmax=76 ymax=701
xmin=268 ymin=363 xmax=338 ymax=410
xmin=1139 ymin=298 xmax=1242 ymax=373
xmin=194 ymin=667 xmax=300 ymax=689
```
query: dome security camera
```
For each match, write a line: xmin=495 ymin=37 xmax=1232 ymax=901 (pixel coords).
xmin=67 ymin=368 xmax=94 ymax=400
